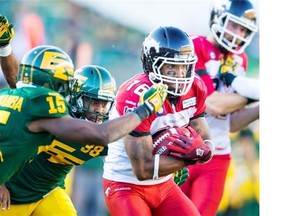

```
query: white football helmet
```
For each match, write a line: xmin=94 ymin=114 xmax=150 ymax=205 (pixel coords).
xmin=210 ymin=0 xmax=258 ymax=54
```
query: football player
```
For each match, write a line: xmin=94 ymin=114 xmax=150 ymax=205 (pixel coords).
xmin=0 ymin=42 xmax=167 ymax=185
xmin=0 ymin=65 xmax=116 ymax=215
xmin=179 ymin=1 xmax=260 ymax=215
xmin=0 ymin=64 xmax=188 ymax=215
xmin=103 ymin=26 xmax=214 ymax=216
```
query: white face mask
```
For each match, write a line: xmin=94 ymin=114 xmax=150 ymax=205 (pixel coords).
xmin=211 ymin=12 xmax=258 ymax=54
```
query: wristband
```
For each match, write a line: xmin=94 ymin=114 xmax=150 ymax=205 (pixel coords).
xmin=132 ymin=105 xmax=149 ymax=121
xmin=222 ymin=73 xmax=236 ymax=86
xmin=152 ymin=154 xmax=160 ymax=179
xmin=0 ymin=44 xmax=12 ymax=57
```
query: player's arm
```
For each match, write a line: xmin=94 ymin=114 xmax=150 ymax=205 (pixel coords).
xmin=189 ymin=115 xmax=211 ymax=141
xmin=219 ymin=55 xmax=259 ymax=100
xmin=205 ymin=91 xmax=248 ymax=116
xmin=0 ymin=184 xmax=10 ymax=210
xmin=197 ymin=69 xmax=248 ymax=116
xmin=230 ymin=102 xmax=259 ymax=133
xmin=28 ymin=84 xmax=168 ymax=146
xmin=0 ymin=15 xmax=17 ymax=88
xmin=0 ymin=53 xmax=18 ymax=88
xmin=188 ymin=115 xmax=215 ymax=158
xmin=124 ymin=134 xmax=186 ymax=181
xmin=125 ymin=125 xmax=213 ymax=180
xmin=29 ymin=114 xmax=149 ymax=146
xmin=221 ymin=70 xmax=259 ymax=100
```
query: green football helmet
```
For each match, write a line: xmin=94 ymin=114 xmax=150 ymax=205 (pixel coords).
xmin=71 ymin=65 xmax=116 ymax=122
xmin=17 ymin=45 xmax=74 ymax=97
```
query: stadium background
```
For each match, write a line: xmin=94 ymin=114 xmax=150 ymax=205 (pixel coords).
xmin=0 ymin=1 xmax=259 ymax=216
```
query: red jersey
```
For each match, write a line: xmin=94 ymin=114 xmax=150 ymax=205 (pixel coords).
xmin=191 ymin=35 xmax=248 ymax=155
xmin=191 ymin=35 xmax=248 ymax=96
xmin=103 ymin=72 xmax=207 ymax=185
xmin=116 ymin=73 xmax=207 ymax=135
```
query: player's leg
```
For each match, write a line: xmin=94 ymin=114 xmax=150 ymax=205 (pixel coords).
xmin=181 ymin=155 xmax=230 ymax=216
xmin=103 ymin=179 xmax=152 ymax=216
xmin=0 ymin=202 xmax=39 ymax=216
xmin=152 ymin=178 xmax=200 ymax=216
xmin=31 ymin=187 xmax=77 ymax=216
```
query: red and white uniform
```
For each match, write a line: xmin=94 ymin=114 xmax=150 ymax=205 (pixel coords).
xmin=194 ymin=35 xmax=248 ymax=155
xmin=180 ymin=35 xmax=249 ymax=216
xmin=103 ymin=72 xmax=207 ymax=216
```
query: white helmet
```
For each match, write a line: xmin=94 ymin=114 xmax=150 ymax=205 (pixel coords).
xmin=210 ymin=0 xmax=258 ymax=54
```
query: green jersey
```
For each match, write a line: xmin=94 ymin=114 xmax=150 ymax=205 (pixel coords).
xmin=0 ymin=86 xmax=69 ymax=184
xmin=6 ymin=137 xmax=108 ymax=204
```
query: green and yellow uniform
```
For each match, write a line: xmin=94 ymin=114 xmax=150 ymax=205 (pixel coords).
xmin=6 ymin=139 xmax=107 ymax=204
xmin=0 ymin=87 xmax=69 ymax=184
xmin=0 ymin=137 xmax=107 ymax=216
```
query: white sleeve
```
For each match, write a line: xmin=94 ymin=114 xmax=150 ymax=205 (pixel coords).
xmin=231 ymin=76 xmax=259 ymax=100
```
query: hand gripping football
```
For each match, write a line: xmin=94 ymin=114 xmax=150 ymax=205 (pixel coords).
xmin=152 ymin=127 xmax=191 ymax=155
xmin=167 ymin=127 xmax=213 ymax=164
xmin=152 ymin=126 xmax=213 ymax=165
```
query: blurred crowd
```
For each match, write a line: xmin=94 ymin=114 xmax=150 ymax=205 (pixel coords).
xmin=0 ymin=1 xmax=259 ymax=216
xmin=0 ymin=0 xmax=146 ymax=88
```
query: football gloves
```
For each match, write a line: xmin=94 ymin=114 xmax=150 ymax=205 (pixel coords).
xmin=219 ymin=55 xmax=237 ymax=86
xmin=166 ymin=132 xmax=213 ymax=165
xmin=173 ymin=167 xmax=189 ymax=186
xmin=0 ymin=15 xmax=15 ymax=47
xmin=133 ymin=83 xmax=168 ymax=121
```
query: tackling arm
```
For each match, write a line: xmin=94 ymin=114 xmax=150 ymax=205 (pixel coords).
xmin=205 ymin=91 xmax=248 ymax=116
xmin=28 ymin=83 xmax=168 ymax=146
xmin=196 ymin=69 xmax=248 ymax=116
xmin=28 ymin=113 xmax=147 ymax=146
xmin=231 ymin=76 xmax=259 ymax=100
xmin=219 ymin=55 xmax=259 ymax=100
xmin=230 ymin=102 xmax=259 ymax=133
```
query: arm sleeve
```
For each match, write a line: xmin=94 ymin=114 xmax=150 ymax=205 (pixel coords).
xmin=231 ymin=76 xmax=259 ymax=100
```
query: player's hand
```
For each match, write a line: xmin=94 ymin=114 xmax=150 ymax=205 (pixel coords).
xmin=140 ymin=83 xmax=168 ymax=114
xmin=173 ymin=167 xmax=189 ymax=186
xmin=219 ymin=55 xmax=237 ymax=86
xmin=0 ymin=184 xmax=11 ymax=210
xmin=133 ymin=83 xmax=168 ymax=120
xmin=0 ymin=15 xmax=15 ymax=47
xmin=166 ymin=132 xmax=213 ymax=165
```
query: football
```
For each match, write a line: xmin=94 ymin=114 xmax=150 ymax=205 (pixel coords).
xmin=152 ymin=127 xmax=192 ymax=155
